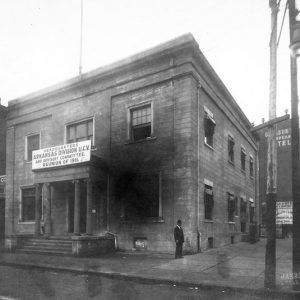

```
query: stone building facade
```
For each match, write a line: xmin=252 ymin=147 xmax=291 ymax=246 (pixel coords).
xmin=5 ymin=34 xmax=258 ymax=254
xmin=0 ymin=103 xmax=7 ymax=241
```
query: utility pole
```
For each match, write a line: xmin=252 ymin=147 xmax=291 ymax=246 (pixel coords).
xmin=264 ymin=0 xmax=278 ymax=289
xmin=288 ymin=0 xmax=300 ymax=290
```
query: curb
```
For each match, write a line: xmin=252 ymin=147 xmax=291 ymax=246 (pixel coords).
xmin=0 ymin=260 xmax=299 ymax=299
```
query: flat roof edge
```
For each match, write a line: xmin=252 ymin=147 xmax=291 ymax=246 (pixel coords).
xmin=8 ymin=33 xmax=198 ymax=106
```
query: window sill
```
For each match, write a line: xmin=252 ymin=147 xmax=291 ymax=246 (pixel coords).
xmin=125 ymin=136 xmax=157 ymax=145
xmin=204 ymin=219 xmax=214 ymax=223
xmin=227 ymin=222 xmax=235 ymax=224
xmin=120 ymin=217 xmax=164 ymax=223
xmin=18 ymin=221 xmax=35 ymax=225
xmin=204 ymin=142 xmax=214 ymax=151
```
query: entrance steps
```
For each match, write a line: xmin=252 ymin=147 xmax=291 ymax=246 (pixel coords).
xmin=16 ymin=237 xmax=73 ymax=255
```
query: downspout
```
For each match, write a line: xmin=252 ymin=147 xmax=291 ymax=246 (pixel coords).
xmin=197 ymin=84 xmax=201 ymax=252
xmin=172 ymin=78 xmax=176 ymax=227
xmin=12 ymin=126 xmax=15 ymax=234
xmin=107 ymin=94 xmax=112 ymax=233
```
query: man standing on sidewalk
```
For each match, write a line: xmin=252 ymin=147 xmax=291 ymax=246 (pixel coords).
xmin=174 ymin=219 xmax=184 ymax=259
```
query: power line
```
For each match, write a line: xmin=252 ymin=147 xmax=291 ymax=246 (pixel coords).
xmin=277 ymin=0 xmax=288 ymax=47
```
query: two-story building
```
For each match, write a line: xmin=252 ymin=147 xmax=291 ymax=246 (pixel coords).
xmin=5 ymin=34 xmax=258 ymax=255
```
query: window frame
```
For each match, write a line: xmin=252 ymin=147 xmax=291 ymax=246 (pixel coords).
xmin=25 ymin=133 xmax=41 ymax=162
xmin=204 ymin=184 xmax=214 ymax=220
xmin=249 ymin=155 xmax=254 ymax=178
xmin=228 ymin=135 xmax=235 ymax=164
xmin=65 ymin=117 xmax=95 ymax=146
xmin=241 ymin=146 xmax=246 ymax=171
xmin=19 ymin=185 xmax=36 ymax=223
xmin=227 ymin=192 xmax=236 ymax=222
xmin=127 ymin=101 xmax=153 ymax=142
xmin=204 ymin=107 xmax=216 ymax=148
xmin=120 ymin=171 xmax=162 ymax=222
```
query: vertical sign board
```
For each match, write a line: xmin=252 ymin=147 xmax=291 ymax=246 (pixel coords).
xmin=32 ymin=140 xmax=91 ymax=170
xmin=276 ymin=201 xmax=293 ymax=224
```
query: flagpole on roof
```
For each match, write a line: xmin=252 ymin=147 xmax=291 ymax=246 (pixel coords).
xmin=79 ymin=0 xmax=83 ymax=77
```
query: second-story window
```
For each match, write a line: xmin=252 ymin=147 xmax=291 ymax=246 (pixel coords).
xmin=241 ymin=147 xmax=246 ymax=171
xmin=26 ymin=134 xmax=40 ymax=161
xmin=228 ymin=135 xmax=235 ymax=164
xmin=130 ymin=104 xmax=152 ymax=141
xmin=66 ymin=119 xmax=93 ymax=144
xmin=204 ymin=107 xmax=215 ymax=147
xmin=249 ymin=155 xmax=254 ymax=177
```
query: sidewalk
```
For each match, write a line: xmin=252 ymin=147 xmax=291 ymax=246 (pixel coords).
xmin=0 ymin=238 xmax=297 ymax=298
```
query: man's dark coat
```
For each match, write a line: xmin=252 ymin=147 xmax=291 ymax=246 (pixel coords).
xmin=174 ymin=225 xmax=184 ymax=244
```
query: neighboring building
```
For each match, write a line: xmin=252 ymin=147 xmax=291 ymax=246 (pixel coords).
xmin=254 ymin=116 xmax=292 ymax=237
xmin=0 ymin=102 xmax=7 ymax=242
xmin=5 ymin=34 xmax=258 ymax=255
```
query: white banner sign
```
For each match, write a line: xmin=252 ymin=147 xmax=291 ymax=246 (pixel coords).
xmin=32 ymin=140 xmax=91 ymax=170
xmin=276 ymin=201 xmax=293 ymax=225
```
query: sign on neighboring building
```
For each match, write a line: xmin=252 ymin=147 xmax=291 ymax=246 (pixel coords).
xmin=276 ymin=201 xmax=293 ymax=224
xmin=276 ymin=128 xmax=291 ymax=147
xmin=32 ymin=140 xmax=91 ymax=170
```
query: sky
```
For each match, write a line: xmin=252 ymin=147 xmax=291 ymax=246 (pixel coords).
xmin=0 ymin=0 xmax=293 ymax=125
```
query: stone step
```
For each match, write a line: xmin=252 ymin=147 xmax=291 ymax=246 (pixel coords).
xmin=24 ymin=240 xmax=72 ymax=247
xmin=22 ymin=244 xmax=72 ymax=251
xmin=18 ymin=237 xmax=73 ymax=255
xmin=16 ymin=248 xmax=72 ymax=256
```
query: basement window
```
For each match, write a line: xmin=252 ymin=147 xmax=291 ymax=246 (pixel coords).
xmin=204 ymin=184 xmax=214 ymax=220
xmin=204 ymin=108 xmax=215 ymax=147
xmin=130 ymin=104 xmax=152 ymax=141
xmin=228 ymin=135 xmax=235 ymax=164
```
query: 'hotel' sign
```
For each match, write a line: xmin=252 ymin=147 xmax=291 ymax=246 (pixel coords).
xmin=32 ymin=140 xmax=91 ymax=170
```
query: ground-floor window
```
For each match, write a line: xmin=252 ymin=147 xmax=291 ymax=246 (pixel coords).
xmin=118 ymin=172 xmax=161 ymax=220
xmin=227 ymin=193 xmax=235 ymax=222
xmin=204 ymin=184 xmax=214 ymax=220
xmin=241 ymin=222 xmax=246 ymax=233
xmin=20 ymin=187 xmax=36 ymax=222
xmin=249 ymin=203 xmax=255 ymax=223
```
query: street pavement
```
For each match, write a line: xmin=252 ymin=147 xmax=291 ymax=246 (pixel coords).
xmin=0 ymin=238 xmax=297 ymax=298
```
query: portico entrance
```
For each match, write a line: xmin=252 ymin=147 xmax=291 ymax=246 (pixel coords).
xmin=34 ymin=179 xmax=96 ymax=237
